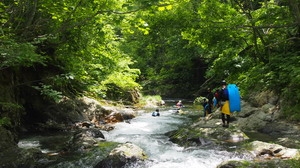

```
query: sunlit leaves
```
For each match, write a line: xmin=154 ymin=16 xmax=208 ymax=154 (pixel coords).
xmin=157 ymin=4 xmax=172 ymax=11
xmin=0 ymin=0 xmax=143 ymax=100
xmin=0 ymin=38 xmax=46 ymax=70
xmin=32 ymin=84 xmax=63 ymax=103
xmin=2 ymin=0 xmax=300 ymax=107
xmin=0 ymin=2 xmax=8 ymax=25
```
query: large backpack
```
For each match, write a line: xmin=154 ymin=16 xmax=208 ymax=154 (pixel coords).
xmin=227 ymin=84 xmax=241 ymax=112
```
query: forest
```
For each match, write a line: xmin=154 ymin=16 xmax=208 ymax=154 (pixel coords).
xmin=1 ymin=0 xmax=300 ymax=132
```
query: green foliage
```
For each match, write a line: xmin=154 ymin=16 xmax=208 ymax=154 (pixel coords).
xmin=0 ymin=101 xmax=23 ymax=128
xmin=0 ymin=102 xmax=23 ymax=111
xmin=286 ymin=159 xmax=300 ymax=168
xmin=41 ymin=0 xmax=143 ymax=100
xmin=1 ymin=0 xmax=300 ymax=119
xmin=178 ymin=0 xmax=300 ymax=107
xmin=282 ymin=104 xmax=300 ymax=121
xmin=1 ymin=0 xmax=142 ymax=101
xmin=193 ymin=96 xmax=207 ymax=104
xmin=0 ymin=38 xmax=46 ymax=70
xmin=122 ymin=0 xmax=208 ymax=97
xmin=32 ymin=84 xmax=63 ymax=103
xmin=136 ymin=95 xmax=162 ymax=107
xmin=140 ymin=95 xmax=162 ymax=102
xmin=0 ymin=117 xmax=11 ymax=127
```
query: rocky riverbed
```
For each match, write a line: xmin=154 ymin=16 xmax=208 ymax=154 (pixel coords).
xmin=167 ymin=100 xmax=300 ymax=167
xmin=1 ymin=96 xmax=300 ymax=167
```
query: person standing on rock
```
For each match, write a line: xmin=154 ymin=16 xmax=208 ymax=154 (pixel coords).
xmin=206 ymin=88 xmax=214 ymax=115
xmin=219 ymin=80 xmax=230 ymax=127
xmin=202 ymin=98 xmax=208 ymax=117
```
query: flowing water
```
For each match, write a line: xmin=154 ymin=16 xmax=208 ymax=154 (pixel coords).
xmin=103 ymin=104 xmax=250 ymax=168
xmin=18 ymin=103 xmax=252 ymax=167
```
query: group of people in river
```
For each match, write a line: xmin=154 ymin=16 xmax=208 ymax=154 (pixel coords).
xmin=152 ymin=100 xmax=183 ymax=117
xmin=152 ymin=80 xmax=233 ymax=128
xmin=202 ymin=80 xmax=230 ymax=127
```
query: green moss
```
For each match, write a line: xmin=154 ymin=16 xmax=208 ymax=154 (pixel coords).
xmin=98 ymin=141 xmax=119 ymax=150
xmin=221 ymin=159 xmax=300 ymax=168
xmin=166 ymin=126 xmax=208 ymax=147
xmin=286 ymin=158 xmax=300 ymax=167
xmin=282 ymin=103 xmax=300 ymax=121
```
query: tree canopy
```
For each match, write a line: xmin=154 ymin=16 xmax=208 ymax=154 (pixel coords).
xmin=1 ymin=0 xmax=300 ymax=120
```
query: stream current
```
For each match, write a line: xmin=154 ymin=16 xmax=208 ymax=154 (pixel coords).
xmin=18 ymin=103 xmax=252 ymax=167
xmin=103 ymin=104 xmax=249 ymax=168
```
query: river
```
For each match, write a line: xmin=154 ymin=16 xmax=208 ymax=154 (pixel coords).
xmin=103 ymin=104 xmax=250 ymax=168
xmin=18 ymin=102 xmax=251 ymax=167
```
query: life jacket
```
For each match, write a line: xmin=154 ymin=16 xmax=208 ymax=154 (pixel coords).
xmin=152 ymin=111 xmax=160 ymax=116
xmin=219 ymin=88 xmax=229 ymax=101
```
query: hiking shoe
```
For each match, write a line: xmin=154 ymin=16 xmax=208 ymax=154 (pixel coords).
xmin=222 ymin=124 xmax=229 ymax=128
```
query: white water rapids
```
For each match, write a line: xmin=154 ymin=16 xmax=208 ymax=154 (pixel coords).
xmin=18 ymin=104 xmax=252 ymax=167
xmin=103 ymin=107 xmax=248 ymax=168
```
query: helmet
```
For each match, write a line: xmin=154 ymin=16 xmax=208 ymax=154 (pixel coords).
xmin=221 ymin=80 xmax=226 ymax=85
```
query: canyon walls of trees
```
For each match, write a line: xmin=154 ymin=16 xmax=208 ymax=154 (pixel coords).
xmin=1 ymin=0 xmax=300 ymax=135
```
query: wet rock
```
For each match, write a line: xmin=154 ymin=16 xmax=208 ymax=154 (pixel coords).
xmin=121 ymin=108 xmax=136 ymax=121
xmin=218 ymin=145 xmax=299 ymax=168
xmin=95 ymin=142 xmax=148 ymax=168
xmin=105 ymin=111 xmax=124 ymax=123
xmin=67 ymin=128 xmax=105 ymax=152
xmin=0 ymin=127 xmax=17 ymax=151
xmin=236 ymin=112 xmax=268 ymax=131
xmin=235 ymin=101 xmax=258 ymax=118
xmin=249 ymin=141 xmax=300 ymax=160
xmin=234 ymin=101 xmax=281 ymax=132
xmin=0 ymin=147 xmax=46 ymax=168
xmin=84 ymin=128 xmax=105 ymax=139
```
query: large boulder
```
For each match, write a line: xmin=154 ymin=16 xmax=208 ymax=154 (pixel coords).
xmin=249 ymin=141 xmax=300 ymax=160
xmin=217 ymin=141 xmax=300 ymax=168
xmin=246 ymin=90 xmax=279 ymax=107
xmin=0 ymin=126 xmax=17 ymax=151
xmin=0 ymin=128 xmax=45 ymax=168
xmin=234 ymin=101 xmax=280 ymax=131
xmin=66 ymin=128 xmax=106 ymax=152
xmin=22 ymin=96 xmax=137 ymax=132
xmin=95 ymin=142 xmax=148 ymax=168
xmin=101 ymin=106 xmax=136 ymax=124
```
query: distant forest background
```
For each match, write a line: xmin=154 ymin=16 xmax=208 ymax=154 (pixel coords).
xmin=1 ymin=0 xmax=300 ymax=124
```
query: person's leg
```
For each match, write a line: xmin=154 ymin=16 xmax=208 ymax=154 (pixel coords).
xmin=226 ymin=114 xmax=230 ymax=127
xmin=221 ymin=113 xmax=226 ymax=126
xmin=204 ymin=104 xmax=208 ymax=117
xmin=208 ymin=103 xmax=212 ymax=114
